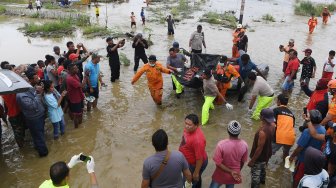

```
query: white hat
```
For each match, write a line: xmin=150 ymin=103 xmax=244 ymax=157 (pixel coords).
xmin=237 ymin=24 xmax=243 ymax=29
xmin=227 ymin=120 xmax=241 ymax=135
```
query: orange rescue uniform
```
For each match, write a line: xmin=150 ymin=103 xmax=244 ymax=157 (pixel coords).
xmin=308 ymin=17 xmax=318 ymax=34
xmin=215 ymin=64 xmax=240 ymax=105
xmin=232 ymin=29 xmax=243 ymax=58
xmin=132 ymin=62 xmax=171 ymax=104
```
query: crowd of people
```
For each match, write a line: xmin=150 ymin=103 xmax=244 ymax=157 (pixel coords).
xmin=0 ymin=6 xmax=335 ymax=188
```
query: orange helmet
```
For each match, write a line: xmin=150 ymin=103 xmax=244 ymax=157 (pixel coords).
xmin=328 ymin=79 xmax=336 ymax=89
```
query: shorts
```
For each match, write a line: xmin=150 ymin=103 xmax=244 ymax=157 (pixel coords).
xmin=272 ymin=142 xmax=292 ymax=155
xmin=89 ymin=87 xmax=99 ymax=99
xmin=69 ymin=101 xmax=84 ymax=114
xmin=131 ymin=22 xmax=136 ymax=27
xmin=168 ymin=28 xmax=174 ymax=35
xmin=142 ymin=17 xmax=145 ymax=22
xmin=282 ymin=76 xmax=294 ymax=91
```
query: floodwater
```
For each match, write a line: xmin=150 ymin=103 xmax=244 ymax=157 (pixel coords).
xmin=0 ymin=0 xmax=335 ymax=187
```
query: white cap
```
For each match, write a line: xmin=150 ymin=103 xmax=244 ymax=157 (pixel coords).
xmin=237 ymin=24 xmax=243 ymax=29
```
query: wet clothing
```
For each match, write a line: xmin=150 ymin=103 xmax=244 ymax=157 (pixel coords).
xmin=250 ymin=124 xmax=275 ymax=163
xmin=237 ymin=34 xmax=248 ymax=52
xmin=107 ymin=43 xmax=121 ymax=82
xmin=190 ymin=31 xmax=204 ymax=51
xmin=203 ymin=77 xmax=219 ymax=97
xmin=301 ymin=85 xmax=328 ymax=111
xmin=66 ymin=74 xmax=84 ymax=104
xmin=211 ymin=139 xmax=248 ymax=185
xmin=236 ymin=58 xmax=257 ymax=80
xmin=215 ymin=64 xmax=240 ymax=104
xmin=95 ymin=7 xmax=99 ymax=16
xmin=285 ymin=57 xmax=300 ymax=77
xmin=251 ymin=96 xmax=274 ymax=120
xmin=142 ymin=150 xmax=188 ymax=188
xmin=202 ymin=77 xmax=219 ymax=125
xmin=85 ymin=61 xmax=100 ymax=89
xmin=300 ymin=56 xmax=316 ymax=81
xmin=250 ymin=161 xmax=266 ymax=188
xmin=282 ymin=45 xmax=296 ymax=73
xmin=323 ymin=58 xmax=335 ymax=80
xmin=167 ymin=54 xmax=186 ymax=94
xmin=166 ymin=18 xmax=175 ymax=34
xmin=322 ymin=10 xmax=331 ymax=24
xmin=132 ymin=62 xmax=171 ymax=104
xmin=39 ymin=180 xmax=69 ymax=188
xmin=308 ymin=17 xmax=318 ymax=33
xmin=132 ymin=39 xmax=148 ymax=72
xmin=232 ymin=29 xmax=242 ymax=58
xmin=273 ymin=106 xmax=295 ymax=146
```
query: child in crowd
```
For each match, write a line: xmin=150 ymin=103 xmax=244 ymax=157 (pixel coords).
xmin=130 ymin=12 xmax=136 ymax=28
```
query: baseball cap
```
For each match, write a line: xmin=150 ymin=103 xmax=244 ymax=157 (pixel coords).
xmin=92 ymin=53 xmax=102 ymax=59
xmin=148 ymin=55 xmax=157 ymax=62
xmin=173 ymin=42 xmax=179 ymax=48
xmin=237 ymin=24 xmax=242 ymax=29
xmin=303 ymin=48 xmax=312 ymax=53
xmin=260 ymin=108 xmax=275 ymax=123
xmin=69 ymin=53 xmax=79 ymax=61
xmin=328 ymin=79 xmax=336 ymax=89
xmin=227 ymin=120 xmax=241 ymax=135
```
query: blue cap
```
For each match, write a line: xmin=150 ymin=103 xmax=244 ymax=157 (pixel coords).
xmin=173 ymin=42 xmax=179 ymax=48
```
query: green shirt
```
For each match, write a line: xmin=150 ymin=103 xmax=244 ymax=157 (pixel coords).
xmin=39 ymin=180 xmax=70 ymax=188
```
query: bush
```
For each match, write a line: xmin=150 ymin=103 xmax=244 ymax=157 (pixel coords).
xmin=23 ymin=20 xmax=73 ymax=33
xmin=295 ymin=1 xmax=336 ymax=16
xmin=0 ymin=5 xmax=6 ymax=14
xmin=201 ymin=11 xmax=237 ymax=28
xmin=262 ymin=14 xmax=275 ymax=22
xmin=119 ymin=53 xmax=130 ymax=66
xmin=83 ymin=25 xmax=109 ymax=35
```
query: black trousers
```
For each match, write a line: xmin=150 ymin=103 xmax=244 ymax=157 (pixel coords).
xmin=134 ymin=53 xmax=148 ymax=72
xmin=109 ymin=60 xmax=120 ymax=82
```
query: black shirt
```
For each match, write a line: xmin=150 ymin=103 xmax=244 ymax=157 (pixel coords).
xmin=132 ymin=39 xmax=148 ymax=56
xmin=238 ymin=34 xmax=248 ymax=51
xmin=300 ymin=56 xmax=316 ymax=79
xmin=107 ymin=44 xmax=120 ymax=63
xmin=65 ymin=49 xmax=84 ymax=72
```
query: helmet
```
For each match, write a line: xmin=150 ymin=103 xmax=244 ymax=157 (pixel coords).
xmin=237 ymin=24 xmax=242 ymax=29
xmin=148 ymin=55 xmax=157 ymax=62
xmin=328 ymin=79 xmax=336 ymax=89
xmin=309 ymin=110 xmax=322 ymax=124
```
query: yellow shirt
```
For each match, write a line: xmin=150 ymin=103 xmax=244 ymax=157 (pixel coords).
xmin=95 ymin=7 xmax=99 ymax=15
xmin=39 ymin=180 xmax=69 ymax=188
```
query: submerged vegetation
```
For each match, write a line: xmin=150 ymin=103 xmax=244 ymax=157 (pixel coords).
xmin=294 ymin=1 xmax=336 ymax=16
xmin=200 ymin=11 xmax=237 ymax=29
xmin=19 ymin=20 xmax=74 ymax=37
xmin=261 ymin=14 xmax=275 ymax=22
xmin=119 ymin=53 xmax=130 ymax=66
xmin=0 ymin=5 xmax=6 ymax=14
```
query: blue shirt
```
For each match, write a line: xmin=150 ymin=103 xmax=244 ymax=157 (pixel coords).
xmin=85 ymin=61 xmax=100 ymax=88
xmin=44 ymin=92 xmax=64 ymax=123
xmin=237 ymin=57 xmax=257 ymax=79
xmin=297 ymin=125 xmax=326 ymax=162
xmin=140 ymin=10 xmax=145 ymax=18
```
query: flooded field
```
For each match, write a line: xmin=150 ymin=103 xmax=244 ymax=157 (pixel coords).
xmin=0 ymin=0 xmax=335 ymax=187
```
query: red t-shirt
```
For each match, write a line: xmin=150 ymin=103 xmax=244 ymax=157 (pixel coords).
xmin=37 ymin=68 xmax=44 ymax=79
xmin=57 ymin=66 xmax=64 ymax=76
xmin=285 ymin=58 xmax=300 ymax=76
xmin=179 ymin=127 xmax=207 ymax=165
xmin=2 ymin=94 xmax=20 ymax=117
xmin=66 ymin=74 xmax=84 ymax=103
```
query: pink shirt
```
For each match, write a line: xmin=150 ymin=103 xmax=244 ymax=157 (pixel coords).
xmin=212 ymin=139 xmax=248 ymax=184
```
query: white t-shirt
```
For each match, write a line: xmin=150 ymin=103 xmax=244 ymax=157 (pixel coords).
xmin=190 ymin=31 xmax=204 ymax=51
xmin=298 ymin=169 xmax=329 ymax=188
xmin=323 ymin=58 xmax=335 ymax=72
xmin=251 ymin=76 xmax=274 ymax=97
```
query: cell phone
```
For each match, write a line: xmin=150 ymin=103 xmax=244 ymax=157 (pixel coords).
xmin=79 ymin=154 xmax=91 ymax=162
xmin=303 ymin=107 xmax=307 ymax=115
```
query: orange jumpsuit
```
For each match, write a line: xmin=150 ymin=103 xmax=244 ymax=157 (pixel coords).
xmin=232 ymin=29 xmax=242 ymax=58
xmin=215 ymin=64 xmax=240 ymax=105
xmin=308 ymin=17 xmax=318 ymax=34
xmin=322 ymin=10 xmax=331 ymax=24
xmin=132 ymin=62 xmax=171 ymax=105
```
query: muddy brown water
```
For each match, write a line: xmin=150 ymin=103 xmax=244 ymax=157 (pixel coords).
xmin=0 ymin=0 xmax=335 ymax=187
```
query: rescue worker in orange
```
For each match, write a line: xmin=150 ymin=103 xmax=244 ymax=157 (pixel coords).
xmin=232 ymin=24 xmax=244 ymax=58
xmin=321 ymin=7 xmax=331 ymax=25
xmin=308 ymin=14 xmax=318 ymax=34
xmin=214 ymin=55 xmax=241 ymax=105
xmin=131 ymin=55 xmax=173 ymax=105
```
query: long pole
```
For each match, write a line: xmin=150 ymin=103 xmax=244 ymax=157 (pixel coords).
xmin=105 ymin=0 xmax=108 ymax=28
xmin=238 ymin=0 xmax=245 ymax=24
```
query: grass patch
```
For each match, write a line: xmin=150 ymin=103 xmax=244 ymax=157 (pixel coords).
xmin=21 ymin=20 xmax=73 ymax=33
xmin=200 ymin=11 xmax=237 ymax=28
xmin=0 ymin=0 xmax=26 ymax=4
xmin=43 ymin=3 xmax=60 ymax=10
xmin=119 ymin=52 xmax=130 ymax=66
xmin=262 ymin=14 xmax=275 ymax=22
xmin=82 ymin=25 xmax=113 ymax=37
xmin=294 ymin=1 xmax=336 ymax=16
xmin=0 ymin=5 xmax=6 ymax=14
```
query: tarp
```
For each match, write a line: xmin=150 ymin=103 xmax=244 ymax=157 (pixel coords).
xmin=174 ymin=53 xmax=221 ymax=88
xmin=175 ymin=53 xmax=269 ymax=89
xmin=0 ymin=70 xmax=32 ymax=95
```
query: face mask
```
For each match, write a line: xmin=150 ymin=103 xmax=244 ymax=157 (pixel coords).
xmin=149 ymin=63 xmax=155 ymax=67
xmin=219 ymin=63 xmax=225 ymax=67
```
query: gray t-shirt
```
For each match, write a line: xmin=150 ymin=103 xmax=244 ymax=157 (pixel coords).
xmin=166 ymin=54 xmax=186 ymax=68
xmin=190 ymin=31 xmax=204 ymax=51
xmin=142 ymin=150 xmax=189 ymax=188
xmin=203 ymin=77 xmax=218 ymax=97
xmin=166 ymin=18 xmax=175 ymax=30
xmin=46 ymin=64 xmax=58 ymax=86
xmin=251 ymin=76 xmax=273 ymax=97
